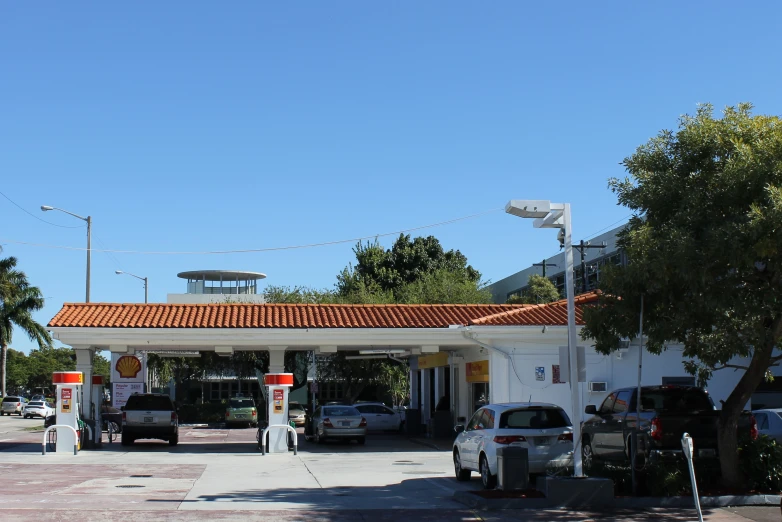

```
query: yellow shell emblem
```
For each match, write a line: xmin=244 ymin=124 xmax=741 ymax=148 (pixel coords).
xmin=116 ymin=356 xmax=142 ymax=379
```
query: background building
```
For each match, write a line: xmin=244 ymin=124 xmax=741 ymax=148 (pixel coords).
xmin=488 ymin=224 xmax=627 ymax=303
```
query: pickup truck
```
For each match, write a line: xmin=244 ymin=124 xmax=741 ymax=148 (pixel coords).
xmin=581 ymin=385 xmax=756 ymax=463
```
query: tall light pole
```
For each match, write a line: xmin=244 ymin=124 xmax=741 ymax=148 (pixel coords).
xmin=41 ymin=205 xmax=91 ymax=303
xmin=505 ymin=199 xmax=583 ymax=477
xmin=116 ymin=270 xmax=148 ymax=303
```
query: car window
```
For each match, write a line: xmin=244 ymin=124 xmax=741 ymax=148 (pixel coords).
xmin=756 ymin=413 xmax=769 ymax=430
xmin=382 ymin=407 xmax=395 ymax=415
xmin=466 ymin=409 xmax=485 ymax=431
xmin=124 ymin=395 xmax=174 ymax=411
xmin=4 ymin=397 xmax=20 ymax=403
xmin=483 ymin=408 xmax=496 ymax=429
xmin=599 ymin=393 xmax=617 ymax=415
xmin=641 ymin=388 xmax=714 ymax=412
xmin=28 ymin=402 xmax=45 ymax=407
xmin=499 ymin=408 xmax=570 ymax=429
xmin=323 ymin=406 xmax=360 ymax=417
xmin=229 ymin=399 xmax=255 ymax=408
xmin=613 ymin=391 xmax=632 ymax=414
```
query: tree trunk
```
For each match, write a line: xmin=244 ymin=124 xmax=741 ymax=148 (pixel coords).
xmin=718 ymin=340 xmax=775 ymax=488
xmin=0 ymin=341 xmax=6 ymax=397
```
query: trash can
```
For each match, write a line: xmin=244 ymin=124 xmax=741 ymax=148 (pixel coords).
xmin=497 ymin=446 xmax=529 ymax=490
xmin=405 ymin=409 xmax=422 ymax=436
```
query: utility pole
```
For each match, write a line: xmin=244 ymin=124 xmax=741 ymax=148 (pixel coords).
xmin=573 ymin=240 xmax=607 ymax=294
xmin=532 ymin=259 xmax=557 ymax=278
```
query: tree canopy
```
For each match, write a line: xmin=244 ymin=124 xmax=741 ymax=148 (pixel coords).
xmin=506 ymin=274 xmax=561 ymax=304
xmin=581 ymin=103 xmax=782 ymax=487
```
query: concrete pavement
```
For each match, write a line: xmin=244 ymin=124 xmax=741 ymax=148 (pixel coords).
xmin=0 ymin=425 xmax=778 ymax=521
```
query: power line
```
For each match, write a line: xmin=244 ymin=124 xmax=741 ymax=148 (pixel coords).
xmin=582 ymin=214 xmax=633 ymax=240
xmin=0 ymin=207 xmax=504 ymax=256
xmin=0 ymin=190 xmax=85 ymax=229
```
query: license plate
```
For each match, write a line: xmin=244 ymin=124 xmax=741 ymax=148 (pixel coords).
xmin=341 ymin=421 xmax=351 ymax=427
xmin=534 ymin=437 xmax=551 ymax=446
xmin=143 ymin=416 xmax=153 ymax=423
xmin=236 ymin=414 xmax=245 ymax=418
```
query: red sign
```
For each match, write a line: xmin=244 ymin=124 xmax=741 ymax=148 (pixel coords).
xmin=552 ymin=365 xmax=562 ymax=384
xmin=62 ymin=388 xmax=72 ymax=400
xmin=273 ymin=389 xmax=283 ymax=401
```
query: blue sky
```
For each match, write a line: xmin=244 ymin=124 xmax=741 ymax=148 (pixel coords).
xmin=2 ymin=3 xmax=781 ymax=354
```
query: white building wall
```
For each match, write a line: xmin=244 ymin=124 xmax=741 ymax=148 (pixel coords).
xmin=456 ymin=330 xmax=752 ymax=425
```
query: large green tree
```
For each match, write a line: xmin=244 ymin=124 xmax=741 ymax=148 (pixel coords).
xmin=336 ymin=234 xmax=484 ymax=303
xmin=581 ymin=103 xmax=782 ymax=488
xmin=0 ymin=256 xmax=52 ymax=397
xmin=26 ymin=346 xmax=75 ymax=391
xmin=5 ymin=348 xmax=30 ymax=394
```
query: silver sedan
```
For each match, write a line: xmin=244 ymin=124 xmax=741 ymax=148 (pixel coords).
xmin=306 ymin=405 xmax=367 ymax=445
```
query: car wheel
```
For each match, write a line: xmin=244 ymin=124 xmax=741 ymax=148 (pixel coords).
xmin=582 ymin=439 xmax=595 ymax=467
xmin=23 ymin=415 xmax=28 ymax=419
xmin=480 ymin=455 xmax=497 ymax=489
xmin=357 ymin=437 xmax=366 ymax=445
xmin=121 ymin=435 xmax=134 ymax=446
xmin=454 ymin=450 xmax=471 ymax=481
xmin=169 ymin=435 xmax=178 ymax=446
xmin=314 ymin=428 xmax=323 ymax=444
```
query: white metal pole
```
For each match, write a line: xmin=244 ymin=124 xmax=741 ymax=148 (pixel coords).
xmin=563 ymin=203 xmax=583 ymax=477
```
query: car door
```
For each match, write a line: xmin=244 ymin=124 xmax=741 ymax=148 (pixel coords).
xmin=460 ymin=409 xmax=488 ymax=469
xmin=354 ymin=405 xmax=381 ymax=431
xmin=380 ymin=406 xmax=400 ymax=430
xmin=589 ymin=392 xmax=617 ymax=458
xmin=605 ymin=390 xmax=632 ymax=459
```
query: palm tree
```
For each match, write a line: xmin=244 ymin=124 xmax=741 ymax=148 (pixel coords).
xmin=0 ymin=255 xmax=52 ymax=397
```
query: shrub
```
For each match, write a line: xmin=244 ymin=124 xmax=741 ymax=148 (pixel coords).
xmin=584 ymin=459 xmax=633 ymax=496
xmin=739 ymin=435 xmax=782 ymax=492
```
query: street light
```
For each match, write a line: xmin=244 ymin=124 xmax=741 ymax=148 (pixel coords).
xmin=41 ymin=205 xmax=91 ymax=303
xmin=115 ymin=270 xmax=148 ymax=303
xmin=505 ymin=199 xmax=583 ymax=477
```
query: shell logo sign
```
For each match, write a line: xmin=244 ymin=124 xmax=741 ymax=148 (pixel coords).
xmin=115 ymin=355 xmax=142 ymax=379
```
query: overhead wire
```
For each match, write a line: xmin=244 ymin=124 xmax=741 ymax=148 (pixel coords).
xmin=0 ymin=207 xmax=505 ymax=256
xmin=0 ymin=190 xmax=85 ymax=229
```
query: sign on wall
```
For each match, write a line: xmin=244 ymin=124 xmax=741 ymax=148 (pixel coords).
xmin=113 ymin=382 xmax=144 ymax=409
xmin=535 ymin=367 xmax=545 ymax=381
xmin=418 ymin=352 xmax=449 ymax=369
xmin=466 ymin=360 xmax=489 ymax=383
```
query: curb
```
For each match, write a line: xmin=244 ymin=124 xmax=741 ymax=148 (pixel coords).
xmin=408 ymin=438 xmax=442 ymax=450
xmin=453 ymin=491 xmax=782 ymax=510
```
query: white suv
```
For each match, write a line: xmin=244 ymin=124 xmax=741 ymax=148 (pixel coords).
xmin=453 ymin=403 xmax=574 ymax=489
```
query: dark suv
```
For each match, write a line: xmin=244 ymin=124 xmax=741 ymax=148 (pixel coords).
xmin=121 ymin=394 xmax=178 ymax=446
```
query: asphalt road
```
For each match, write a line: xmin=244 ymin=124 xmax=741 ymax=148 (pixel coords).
xmin=0 ymin=408 xmax=45 ymax=436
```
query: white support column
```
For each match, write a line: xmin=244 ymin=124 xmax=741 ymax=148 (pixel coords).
xmin=421 ymin=369 xmax=431 ymax=424
xmin=268 ymin=346 xmax=287 ymax=374
xmin=73 ymin=346 xmax=95 ymax=433
xmin=434 ymin=367 xmax=445 ymax=407
xmin=409 ymin=359 xmax=419 ymax=412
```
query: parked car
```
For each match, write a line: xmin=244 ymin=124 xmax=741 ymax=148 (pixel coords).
xmin=1 ymin=396 xmax=28 ymax=416
xmin=288 ymin=402 xmax=307 ymax=427
xmin=304 ymin=405 xmax=367 ymax=444
xmin=31 ymin=395 xmax=46 ymax=402
xmin=353 ymin=402 xmax=403 ymax=431
xmin=752 ymin=409 xmax=782 ymax=443
xmin=225 ymin=397 xmax=258 ymax=428
xmin=452 ymin=403 xmax=574 ymax=489
xmin=581 ymin=385 xmax=757 ymax=465
xmin=121 ymin=393 xmax=178 ymax=446
xmin=23 ymin=401 xmax=54 ymax=419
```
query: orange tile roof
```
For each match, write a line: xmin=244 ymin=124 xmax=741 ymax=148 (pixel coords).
xmin=48 ymin=293 xmax=600 ymax=329
xmin=469 ymin=292 xmax=599 ymax=326
xmin=48 ymin=302 xmax=525 ymax=329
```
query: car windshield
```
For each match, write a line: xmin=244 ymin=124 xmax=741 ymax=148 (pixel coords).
xmin=499 ymin=408 xmax=571 ymax=429
xmin=4 ymin=397 xmax=20 ymax=403
xmin=229 ymin=399 xmax=255 ymax=408
xmin=323 ymin=406 xmax=360 ymax=417
xmin=289 ymin=405 xmax=305 ymax=413
xmin=124 ymin=396 xmax=174 ymax=411
xmin=640 ymin=388 xmax=714 ymax=412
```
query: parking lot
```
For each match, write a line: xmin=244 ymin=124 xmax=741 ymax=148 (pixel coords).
xmin=0 ymin=424 xmax=778 ymax=521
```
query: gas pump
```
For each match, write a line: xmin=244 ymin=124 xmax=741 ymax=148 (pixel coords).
xmin=52 ymin=371 xmax=83 ymax=453
xmin=263 ymin=373 xmax=293 ymax=453
xmin=90 ymin=376 xmax=105 ymax=447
